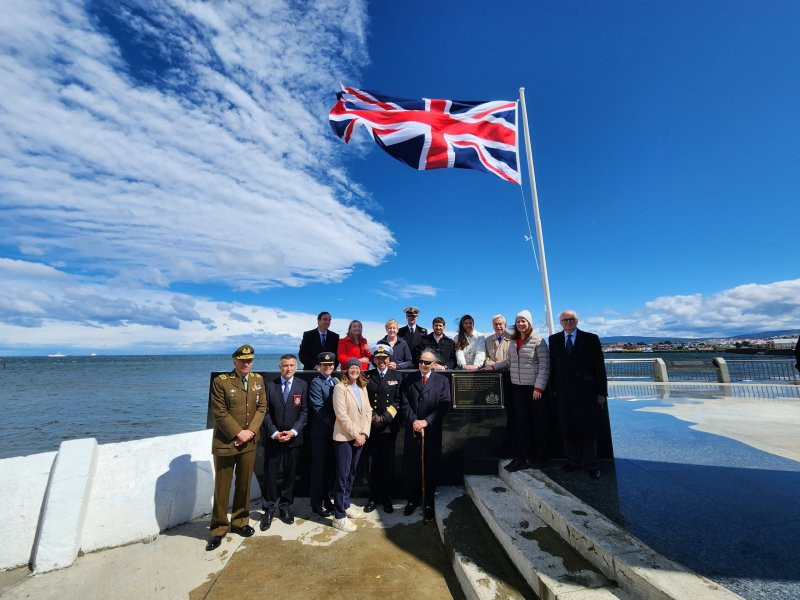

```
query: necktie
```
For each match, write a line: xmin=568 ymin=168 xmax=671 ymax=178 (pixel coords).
xmin=283 ymin=380 xmax=290 ymax=404
xmin=242 ymin=376 xmax=248 ymax=392
xmin=423 ymin=374 xmax=428 ymax=386
xmin=321 ymin=332 xmax=326 ymax=345
xmin=566 ymin=334 xmax=574 ymax=354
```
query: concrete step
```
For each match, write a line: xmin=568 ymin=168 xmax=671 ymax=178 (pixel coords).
xmin=435 ymin=486 xmax=538 ymax=600
xmin=465 ymin=475 xmax=629 ymax=600
xmin=497 ymin=464 xmax=742 ymax=600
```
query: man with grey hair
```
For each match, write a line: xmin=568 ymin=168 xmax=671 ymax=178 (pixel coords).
xmin=548 ymin=310 xmax=607 ymax=479
xmin=484 ymin=314 xmax=511 ymax=367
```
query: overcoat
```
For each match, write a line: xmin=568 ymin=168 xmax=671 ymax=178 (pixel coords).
xmin=548 ymin=329 xmax=607 ymax=439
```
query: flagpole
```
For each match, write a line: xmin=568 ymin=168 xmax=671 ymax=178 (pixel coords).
xmin=518 ymin=87 xmax=555 ymax=335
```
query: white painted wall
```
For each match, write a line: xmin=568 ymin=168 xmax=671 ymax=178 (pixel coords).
xmin=0 ymin=451 xmax=57 ymax=571
xmin=0 ymin=429 xmax=264 ymax=572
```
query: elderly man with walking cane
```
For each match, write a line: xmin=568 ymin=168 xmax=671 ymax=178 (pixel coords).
xmin=399 ymin=348 xmax=451 ymax=521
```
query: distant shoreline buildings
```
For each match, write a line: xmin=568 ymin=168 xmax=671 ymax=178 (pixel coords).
xmin=602 ymin=334 xmax=799 ymax=354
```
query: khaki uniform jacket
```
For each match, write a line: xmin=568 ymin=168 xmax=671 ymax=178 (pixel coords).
xmin=484 ymin=332 xmax=511 ymax=367
xmin=211 ymin=371 xmax=267 ymax=456
xmin=332 ymin=382 xmax=373 ymax=442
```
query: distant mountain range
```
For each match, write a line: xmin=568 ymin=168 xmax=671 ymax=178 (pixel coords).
xmin=600 ymin=329 xmax=800 ymax=344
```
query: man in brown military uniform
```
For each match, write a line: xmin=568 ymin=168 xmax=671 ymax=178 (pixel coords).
xmin=206 ymin=344 xmax=267 ymax=551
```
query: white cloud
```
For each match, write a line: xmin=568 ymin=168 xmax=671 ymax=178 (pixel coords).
xmin=0 ymin=0 xmax=389 ymax=292
xmin=583 ymin=278 xmax=800 ymax=337
xmin=373 ymin=281 xmax=439 ymax=299
xmin=0 ymin=259 xmax=388 ymax=353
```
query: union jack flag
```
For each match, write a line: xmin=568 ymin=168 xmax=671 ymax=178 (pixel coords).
xmin=329 ymin=85 xmax=520 ymax=184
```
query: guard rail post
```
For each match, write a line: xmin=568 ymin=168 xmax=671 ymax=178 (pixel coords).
xmin=712 ymin=357 xmax=731 ymax=384
xmin=653 ymin=358 xmax=668 ymax=382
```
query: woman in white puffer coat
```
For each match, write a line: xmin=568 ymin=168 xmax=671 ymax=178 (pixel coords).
xmin=489 ymin=309 xmax=549 ymax=472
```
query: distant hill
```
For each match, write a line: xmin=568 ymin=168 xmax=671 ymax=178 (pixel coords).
xmin=601 ymin=330 xmax=800 ymax=344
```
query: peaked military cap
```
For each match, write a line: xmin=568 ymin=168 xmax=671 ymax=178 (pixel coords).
xmin=373 ymin=345 xmax=392 ymax=358
xmin=232 ymin=344 xmax=255 ymax=359
xmin=404 ymin=306 xmax=420 ymax=315
xmin=317 ymin=351 xmax=336 ymax=364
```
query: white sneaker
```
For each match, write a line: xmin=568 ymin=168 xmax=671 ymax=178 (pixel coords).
xmin=332 ymin=517 xmax=356 ymax=532
xmin=345 ymin=505 xmax=362 ymax=519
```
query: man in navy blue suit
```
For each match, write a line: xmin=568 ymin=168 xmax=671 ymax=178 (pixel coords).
xmin=260 ymin=354 xmax=308 ymax=530
xmin=399 ymin=348 xmax=451 ymax=520
xmin=299 ymin=311 xmax=340 ymax=370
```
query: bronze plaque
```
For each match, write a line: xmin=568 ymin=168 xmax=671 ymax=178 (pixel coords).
xmin=451 ymin=372 xmax=504 ymax=409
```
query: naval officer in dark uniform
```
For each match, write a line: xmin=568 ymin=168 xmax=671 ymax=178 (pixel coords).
xmin=308 ymin=351 xmax=338 ymax=517
xmin=207 ymin=344 xmax=266 ymax=551
xmin=364 ymin=345 xmax=402 ymax=513
xmin=398 ymin=306 xmax=427 ymax=367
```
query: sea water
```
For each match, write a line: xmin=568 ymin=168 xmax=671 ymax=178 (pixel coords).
xmin=0 ymin=352 xmax=791 ymax=460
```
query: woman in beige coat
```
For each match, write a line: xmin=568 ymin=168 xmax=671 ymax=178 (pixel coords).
xmin=331 ymin=358 xmax=373 ymax=531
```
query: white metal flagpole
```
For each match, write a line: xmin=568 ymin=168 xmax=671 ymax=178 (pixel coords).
xmin=518 ymin=87 xmax=555 ymax=335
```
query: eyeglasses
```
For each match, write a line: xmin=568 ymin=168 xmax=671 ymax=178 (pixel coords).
xmin=560 ymin=318 xmax=577 ymax=323
xmin=237 ymin=358 xmax=254 ymax=363
xmin=419 ymin=360 xmax=433 ymax=366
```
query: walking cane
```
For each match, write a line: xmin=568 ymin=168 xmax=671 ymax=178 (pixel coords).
xmin=420 ymin=427 xmax=427 ymax=524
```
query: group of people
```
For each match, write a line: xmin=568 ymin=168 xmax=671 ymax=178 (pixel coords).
xmin=206 ymin=306 xmax=608 ymax=551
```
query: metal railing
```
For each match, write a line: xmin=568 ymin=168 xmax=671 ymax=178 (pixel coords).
xmin=726 ymin=360 xmax=798 ymax=383
xmin=604 ymin=359 xmax=655 ymax=381
xmin=604 ymin=358 xmax=799 ymax=384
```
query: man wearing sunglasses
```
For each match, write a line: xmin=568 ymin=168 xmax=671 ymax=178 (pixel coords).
xmin=207 ymin=344 xmax=266 ymax=551
xmin=399 ymin=349 xmax=451 ymax=520
xmin=549 ymin=311 xmax=607 ymax=479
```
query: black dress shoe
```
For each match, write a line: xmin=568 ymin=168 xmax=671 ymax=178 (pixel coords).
xmin=205 ymin=536 xmax=222 ymax=551
xmin=423 ymin=506 xmax=435 ymax=521
xmin=382 ymin=498 xmax=394 ymax=513
xmin=403 ymin=502 xmax=417 ymax=516
xmin=231 ymin=525 xmax=255 ymax=537
xmin=312 ymin=506 xmax=332 ymax=518
xmin=278 ymin=507 xmax=294 ymax=525
xmin=259 ymin=512 xmax=273 ymax=531
xmin=504 ymin=458 xmax=528 ymax=472
xmin=364 ymin=500 xmax=377 ymax=513
xmin=589 ymin=469 xmax=601 ymax=479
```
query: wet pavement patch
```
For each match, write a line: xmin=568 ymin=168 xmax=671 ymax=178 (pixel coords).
xmin=191 ymin=520 xmax=464 ymax=600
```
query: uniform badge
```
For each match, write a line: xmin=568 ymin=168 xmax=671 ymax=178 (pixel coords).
xmin=292 ymin=394 xmax=302 ymax=407
xmin=230 ymin=389 xmax=237 ymax=394
xmin=254 ymin=384 xmax=262 ymax=391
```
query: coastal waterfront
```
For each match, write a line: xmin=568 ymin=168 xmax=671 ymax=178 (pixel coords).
xmin=0 ymin=352 xmax=795 ymax=460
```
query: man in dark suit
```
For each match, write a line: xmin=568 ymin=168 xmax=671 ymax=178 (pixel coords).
xmin=206 ymin=344 xmax=266 ymax=551
xmin=364 ymin=346 xmax=402 ymax=513
xmin=260 ymin=353 xmax=308 ymax=530
xmin=398 ymin=306 xmax=427 ymax=366
xmin=421 ymin=316 xmax=456 ymax=370
xmin=548 ymin=310 xmax=607 ymax=479
xmin=399 ymin=348 xmax=451 ymax=520
xmin=299 ymin=311 xmax=340 ymax=370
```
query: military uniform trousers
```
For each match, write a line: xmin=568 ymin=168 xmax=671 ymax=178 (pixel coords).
xmin=211 ymin=449 xmax=257 ymax=537
xmin=366 ymin=430 xmax=397 ymax=502
xmin=310 ymin=434 xmax=336 ymax=511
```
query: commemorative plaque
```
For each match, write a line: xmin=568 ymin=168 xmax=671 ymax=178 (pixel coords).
xmin=451 ymin=372 xmax=504 ymax=409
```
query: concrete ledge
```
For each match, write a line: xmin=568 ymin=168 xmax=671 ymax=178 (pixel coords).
xmin=32 ymin=439 xmax=98 ymax=573
xmin=465 ymin=475 xmax=625 ymax=599
xmin=498 ymin=464 xmax=741 ymax=600
xmin=435 ymin=486 xmax=531 ymax=600
xmin=0 ymin=451 xmax=56 ymax=571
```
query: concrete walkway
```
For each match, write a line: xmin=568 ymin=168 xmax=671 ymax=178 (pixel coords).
xmin=1 ymin=502 xmax=463 ymax=600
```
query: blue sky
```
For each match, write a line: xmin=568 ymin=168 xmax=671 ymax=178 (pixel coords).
xmin=1 ymin=0 xmax=798 ymax=355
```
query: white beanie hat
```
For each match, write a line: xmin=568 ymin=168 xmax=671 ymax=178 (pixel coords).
xmin=515 ymin=309 xmax=533 ymax=325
